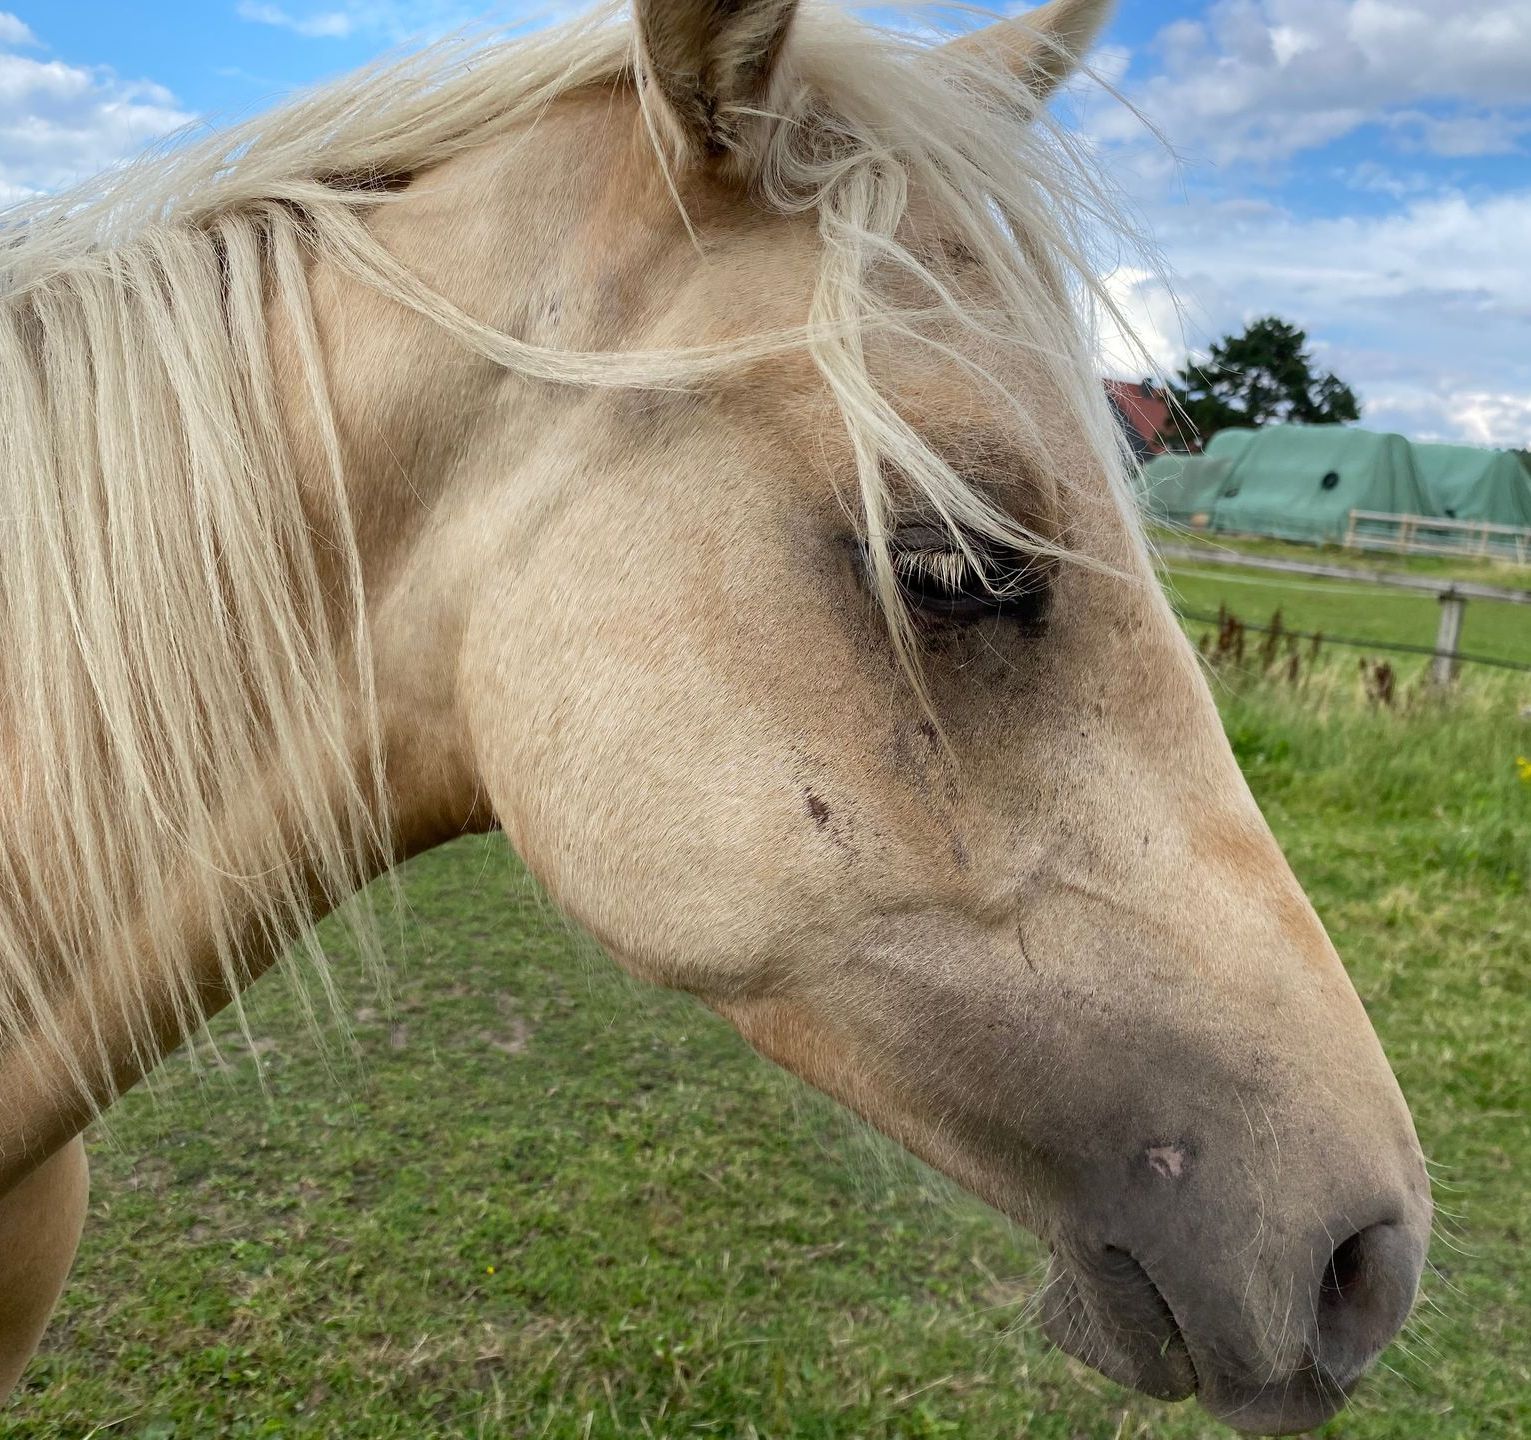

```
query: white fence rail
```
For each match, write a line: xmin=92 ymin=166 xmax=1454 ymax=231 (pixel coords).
xmin=1344 ymin=509 xmax=1531 ymax=564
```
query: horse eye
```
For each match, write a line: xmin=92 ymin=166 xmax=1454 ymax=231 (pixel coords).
xmin=874 ymin=525 xmax=1053 ymax=629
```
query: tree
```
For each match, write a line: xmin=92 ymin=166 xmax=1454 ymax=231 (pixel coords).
xmin=1168 ymin=317 xmax=1360 ymax=446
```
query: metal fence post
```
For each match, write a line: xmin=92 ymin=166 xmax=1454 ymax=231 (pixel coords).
xmin=1432 ymin=592 xmax=1466 ymax=687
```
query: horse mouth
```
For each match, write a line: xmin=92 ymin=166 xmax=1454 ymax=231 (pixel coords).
xmin=1038 ymin=1245 xmax=1197 ymax=1403
xmin=1038 ymin=1245 xmax=1373 ymax=1436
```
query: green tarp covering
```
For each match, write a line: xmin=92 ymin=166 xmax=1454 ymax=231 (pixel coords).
xmin=1138 ymin=425 xmax=1531 ymax=547
xmin=1200 ymin=426 xmax=1434 ymax=543
xmin=1138 ymin=453 xmax=1235 ymax=523
xmin=1412 ymin=443 xmax=1531 ymax=529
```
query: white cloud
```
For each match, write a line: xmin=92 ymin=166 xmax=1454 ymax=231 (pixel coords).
xmin=1444 ymin=393 xmax=1531 ymax=446
xmin=235 ymin=2 xmax=356 ymax=39
xmin=1364 ymin=385 xmax=1531 ymax=444
xmin=233 ymin=1 xmax=490 ymax=44
xmin=0 ymin=29 xmax=193 ymax=200
xmin=0 ymin=12 xmax=35 ymax=47
xmin=1096 ymin=265 xmax=1192 ymax=380
xmin=1333 ymin=160 xmax=1436 ymax=197
xmin=1177 ymin=190 xmax=1531 ymax=320
xmin=1387 ymin=108 xmax=1531 ymax=157
xmin=1105 ymin=0 xmax=1531 ymax=167
xmin=1117 ymin=188 xmax=1531 ymax=445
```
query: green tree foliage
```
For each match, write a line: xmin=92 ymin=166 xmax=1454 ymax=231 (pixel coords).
xmin=1169 ymin=316 xmax=1360 ymax=446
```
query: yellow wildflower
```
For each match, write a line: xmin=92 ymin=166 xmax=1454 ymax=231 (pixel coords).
xmin=1517 ymin=756 xmax=1531 ymax=784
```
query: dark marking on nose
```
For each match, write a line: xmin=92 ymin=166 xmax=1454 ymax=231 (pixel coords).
xmin=1146 ymin=1143 xmax=1191 ymax=1180
xmin=804 ymin=790 xmax=831 ymax=828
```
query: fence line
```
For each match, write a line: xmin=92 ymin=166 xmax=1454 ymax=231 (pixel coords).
xmin=1155 ymin=544 xmax=1531 ymax=604
xmin=1177 ymin=609 xmax=1531 ymax=675
xmin=1157 ymin=544 xmax=1531 ymax=684
xmin=1344 ymin=509 xmax=1531 ymax=565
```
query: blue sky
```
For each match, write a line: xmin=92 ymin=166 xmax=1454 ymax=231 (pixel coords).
xmin=4 ymin=0 xmax=1531 ymax=442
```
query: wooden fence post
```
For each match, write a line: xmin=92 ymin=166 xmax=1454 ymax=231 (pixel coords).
xmin=1432 ymin=592 xmax=1466 ymax=687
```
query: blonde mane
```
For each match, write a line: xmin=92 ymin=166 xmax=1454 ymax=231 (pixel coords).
xmin=0 ymin=2 xmax=1137 ymax=1111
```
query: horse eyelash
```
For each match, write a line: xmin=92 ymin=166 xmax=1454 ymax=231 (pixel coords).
xmin=893 ymin=546 xmax=974 ymax=591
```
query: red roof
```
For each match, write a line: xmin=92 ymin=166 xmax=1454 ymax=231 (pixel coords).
xmin=1104 ymin=379 xmax=1174 ymax=457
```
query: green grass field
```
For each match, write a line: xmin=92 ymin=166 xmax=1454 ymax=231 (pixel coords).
xmin=1155 ymin=528 xmax=1531 ymax=670
xmin=1153 ymin=528 xmax=1531 ymax=591
xmin=4 ymin=662 xmax=1529 ymax=1439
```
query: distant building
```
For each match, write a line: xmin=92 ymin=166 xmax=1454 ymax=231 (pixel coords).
xmin=1104 ymin=379 xmax=1190 ymax=459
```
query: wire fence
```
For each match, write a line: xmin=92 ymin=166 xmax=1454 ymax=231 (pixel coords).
xmin=1159 ymin=544 xmax=1531 ymax=682
xmin=1176 ymin=609 xmax=1531 ymax=675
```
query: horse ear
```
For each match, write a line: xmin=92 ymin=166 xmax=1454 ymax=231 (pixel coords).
xmin=635 ymin=0 xmax=800 ymax=163
xmin=948 ymin=0 xmax=1114 ymax=101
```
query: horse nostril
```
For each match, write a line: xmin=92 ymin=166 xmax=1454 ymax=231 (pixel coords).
xmin=1321 ymin=1229 xmax=1367 ymax=1303
xmin=1195 ymin=1213 xmax=1427 ymax=1433
xmin=1313 ymin=1220 xmax=1422 ymax=1388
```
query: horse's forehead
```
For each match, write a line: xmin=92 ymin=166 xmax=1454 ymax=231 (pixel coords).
xmin=419 ymin=87 xmax=1080 ymax=483
xmin=506 ymin=89 xmax=985 ymax=326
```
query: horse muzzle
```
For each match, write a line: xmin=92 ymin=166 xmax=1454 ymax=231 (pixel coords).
xmin=1041 ymin=1198 xmax=1430 ymax=1435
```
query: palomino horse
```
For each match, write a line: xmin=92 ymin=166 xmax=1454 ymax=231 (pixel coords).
xmin=0 ymin=0 xmax=1430 ymax=1430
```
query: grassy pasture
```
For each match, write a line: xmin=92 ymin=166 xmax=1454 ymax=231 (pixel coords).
xmin=1154 ymin=527 xmax=1531 ymax=670
xmin=4 ymin=657 xmax=1528 ymax=1437
xmin=1165 ymin=569 xmax=1531 ymax=671
xmin=1153 ymin=529 xmax=1530 ymax=585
